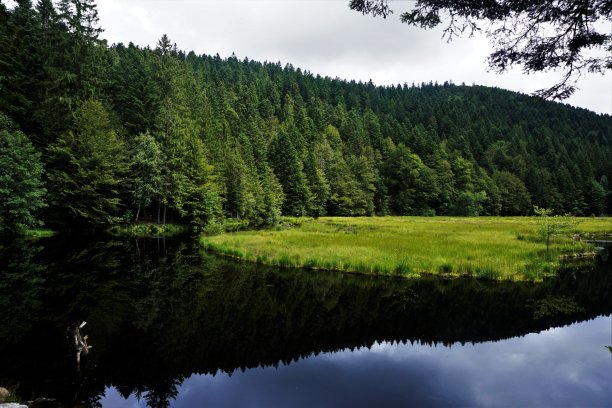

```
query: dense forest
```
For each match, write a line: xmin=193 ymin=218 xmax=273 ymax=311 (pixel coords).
xmin=1 ymin=0 xmax=611 ymax=233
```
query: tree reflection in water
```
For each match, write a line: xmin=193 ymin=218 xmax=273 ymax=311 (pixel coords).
xmin=0 ymin=235 xmax=610 ymax=407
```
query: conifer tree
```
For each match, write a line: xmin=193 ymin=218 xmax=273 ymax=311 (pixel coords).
xmin=0 ymin=3 xmax=610 ymax=227
xmin=47 ymin=99 xmax=128 ymax=227
xmin=0 ymin=126 xmax=46 ymax=234
xmin=269 ymin=129 xmax=311 ymax=216
xmin=130 ymin=132 xmax=163 ymax=221
xmin=304 ymin=148 xmax=329 ymax=218
xmin=493 ymin=171 xmax=532 ymax=215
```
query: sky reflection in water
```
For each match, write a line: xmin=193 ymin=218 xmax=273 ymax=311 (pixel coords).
xmin=103 ymin=315 xmax=612 ymax=408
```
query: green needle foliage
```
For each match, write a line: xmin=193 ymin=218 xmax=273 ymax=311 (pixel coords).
xmin=130 ymin=132 xmax=163 ymax=222
xmin=0 ymin=127 xmax=47 ymax=234
xmin=47 ymin=99 xmax=128 ymax=228
xmin=0 ymin=1 xmax=610 ymax=233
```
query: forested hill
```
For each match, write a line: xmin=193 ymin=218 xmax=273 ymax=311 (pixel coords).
xmin=1 ymin=1 xmax=610 ymax=232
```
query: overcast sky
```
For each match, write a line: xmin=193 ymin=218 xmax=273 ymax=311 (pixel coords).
xmin=94 ymin=0 xmax=611 ymax=115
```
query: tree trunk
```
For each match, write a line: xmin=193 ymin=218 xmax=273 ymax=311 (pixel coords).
xmin=135 ymin=204 xmax=141 ymax=222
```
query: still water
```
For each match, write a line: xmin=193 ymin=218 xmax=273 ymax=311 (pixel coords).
xmin=1 ymin=235 xmax=611 ymax=407
xmin=103 ymin=317 xmax=611 ymax=407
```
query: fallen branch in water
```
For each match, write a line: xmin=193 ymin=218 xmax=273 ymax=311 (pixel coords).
xmin=71 ymin=321 xmax=92 ymax=372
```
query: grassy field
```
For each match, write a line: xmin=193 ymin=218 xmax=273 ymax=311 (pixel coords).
xmin=201 ymin=216 xmax=612 ymax=281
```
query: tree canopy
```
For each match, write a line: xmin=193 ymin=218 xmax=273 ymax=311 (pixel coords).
xmin=0 ymin=0 xmax=610 ymax=232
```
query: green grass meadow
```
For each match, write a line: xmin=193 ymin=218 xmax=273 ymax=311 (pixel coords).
xmin=201 ymin=216 xmax=611 ymax=281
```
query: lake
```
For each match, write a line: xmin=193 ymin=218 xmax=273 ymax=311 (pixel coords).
xmin=1 ymin=235 xmax=610 ymax=407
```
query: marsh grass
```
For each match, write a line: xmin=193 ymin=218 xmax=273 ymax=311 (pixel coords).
xmin=201 ymin=216 xmax=611 ymax=281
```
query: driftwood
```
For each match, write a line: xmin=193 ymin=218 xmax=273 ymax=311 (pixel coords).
xmin=71 ymin=322 xmax=91 ymax=372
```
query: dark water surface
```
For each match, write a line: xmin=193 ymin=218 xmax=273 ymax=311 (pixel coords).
xmin=1 ymin=235 xmax=611 ymax=407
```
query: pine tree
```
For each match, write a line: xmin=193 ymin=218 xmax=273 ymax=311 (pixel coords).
xmin=584 ymin=179 xmax=606 ymax=216
xmin=47 ymin=99 xmax=128 ymax=227
xmin=493 ymin=171 xmax=532 ymax=215
xmin=130 ymin=132 xmax=163 ymax=221
xmin=0 ymin=127 xmax=46 ymax=234
xmin=0 ymin=0 xmax=41 ymax=135
xmin=384 ymin=144 xmax=431 ymax=215
xmin=348 ymin=154 xmax=377 ymax=215
xmin=258 ymin=165 xmax=284 ymax=226
xmin=223 ymin=144 xmax=255 ymax=220
xmin=304 ymin=148 xmax=329 ymax=217
xmin=269 ymin=129 xmax=311 ymax=216
xmin=110 ymin=44 xmax=160 ymax=136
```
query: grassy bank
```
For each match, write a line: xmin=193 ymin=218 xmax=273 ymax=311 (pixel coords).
xmin=201 ymin=216 xmax=611 ymax=281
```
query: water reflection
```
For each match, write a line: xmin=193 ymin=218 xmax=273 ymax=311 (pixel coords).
xmin=0 ymin=235 xmax=610 ymax=407
xmin=105 ymin=316 xmax=611 ymax=408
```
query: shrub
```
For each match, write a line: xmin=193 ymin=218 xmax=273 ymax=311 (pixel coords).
xmin=477 ymin=267 xmax=500 ymax=280
xmin=202 ymin=222 xmax=224 ymax=236
xmin=394 ymin=259 xmax=412 ymax=275
xmin=438 ymin=263 xmax=453 ymax=273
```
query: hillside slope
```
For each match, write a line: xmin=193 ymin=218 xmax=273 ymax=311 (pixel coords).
xmin=1 ymin=2 xmax=610 ymax=230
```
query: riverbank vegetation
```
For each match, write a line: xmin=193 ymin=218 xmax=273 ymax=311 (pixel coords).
xmin=24 ymin=229 xmax=55 ymax=238
xmin=107 ymin=223 xmax=187 ymax=238
xmin=0 ymin=1 xmax=611 ymax=237
xmin=201 ymin=217 xmax=611 ymax=281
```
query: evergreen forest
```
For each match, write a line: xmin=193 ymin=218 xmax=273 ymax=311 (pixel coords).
xmin=1 ymin=0 xmax=611 ymax=233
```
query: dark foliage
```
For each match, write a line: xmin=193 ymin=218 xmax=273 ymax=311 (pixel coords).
xmin=0 ymin=0 xmax=610 ymax=232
